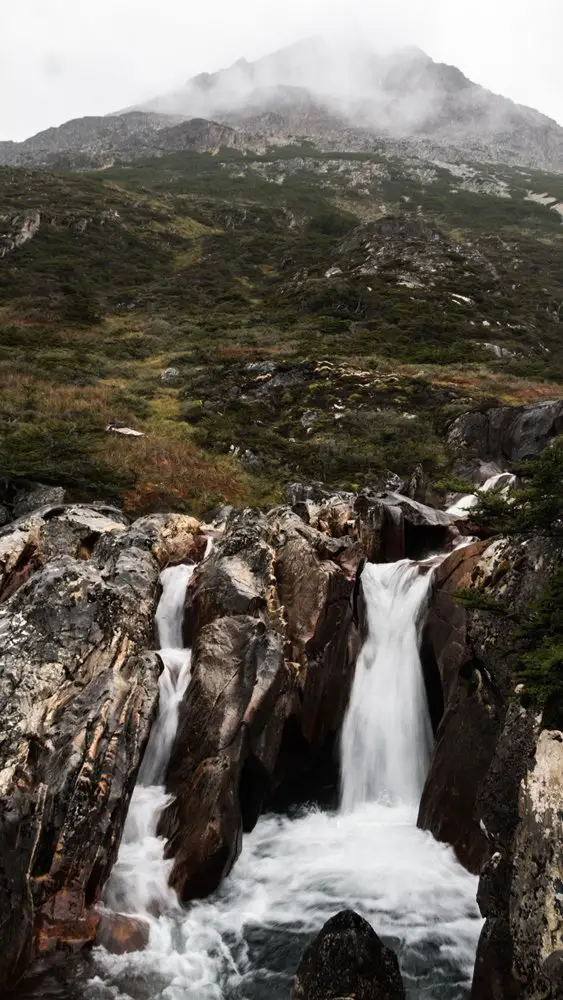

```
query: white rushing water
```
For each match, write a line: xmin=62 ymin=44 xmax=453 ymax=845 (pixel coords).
xmin=103 ymin=563 xmax=195 ymax=920
xmin=341 ymin=561 xmax=434 ymax=810
xmin=84 ymin=555 xmax=482 ymax=1000
xmin=446 ymin=471 xmax=517 ymax=517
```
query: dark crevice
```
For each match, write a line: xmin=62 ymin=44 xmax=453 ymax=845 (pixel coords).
xmin=420 ymin=624 xmax=445 ymax=736
xmin=404 ymin=522 xmax=452 ymax=562
xmin=265 ymin=719 xmax=341 ymax=815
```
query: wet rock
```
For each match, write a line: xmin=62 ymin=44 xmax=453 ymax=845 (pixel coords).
xmin=95 ymin=912 xmax=150 ymax=954
xmin=161 ymin=506 xmax=361 ymax=901
xmin=291 ymin=909 xmax=406 ymax=1000
xmin=354 ymin=490 xmax=461 ymax=562
xmin=0 ymin=511 xmax=188 ymax=991
xmin=448 ymin=400 xmax=563 ymax=481
xmin=162 ymin=616 xmax=286 ymax=900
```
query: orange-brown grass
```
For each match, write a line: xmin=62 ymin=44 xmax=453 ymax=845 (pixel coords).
xmin=101 ymin=434 xmax=249 ymax=518
xmin=0 ymin=372 xmax=126 ymax=427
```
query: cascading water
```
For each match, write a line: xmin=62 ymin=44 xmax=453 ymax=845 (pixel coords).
xmin=102 ymin=563 xmax=195 ymax=920
xmin=340 ymin=560 xmax=434 ymax=810
xmin=29 ymin=554 xmax=482 ymax=1000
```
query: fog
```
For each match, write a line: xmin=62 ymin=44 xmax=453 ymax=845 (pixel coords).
xmin=1 ymin=0 xmax=562 ymax=141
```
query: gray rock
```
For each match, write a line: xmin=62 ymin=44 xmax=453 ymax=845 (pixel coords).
xmin=0 ymin=530 xmax=163 ymax=990
xmin=244 ymin=361 xmax=276 ymax=375
xmin=448 ymin=400 xmax=563 ymax=481
xmin=0 ymin=505 xmax=10 ymax=527
xmin=161 ymin=366 xmax=180 ymax=382
xmin=12 ymin=484 xmax=66 ymax=518
xmin=0 ymin=506 xmax=208 ymax=991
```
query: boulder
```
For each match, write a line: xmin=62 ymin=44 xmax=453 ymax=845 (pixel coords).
xmin=354 ymin=490 xmax=462 ymax=562
xmin=291 ymin=910 xmax=406 ymax=1000
xmin=448 ymin=400 xmax=563 ymax=481
xmin=118 ymin=512 xmax=205 ymax=569
xmin=12 ymin=485 xmax=67 ymax=518
xmin=161 ymin=616 xmax=286 ymax=900
xmin=0 ymin=511 xmax=190 ymax=991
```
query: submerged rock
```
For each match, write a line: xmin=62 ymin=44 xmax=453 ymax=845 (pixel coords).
xmin=291 ymin=909 xmax=406 ymax=1000
xmin=95 ymin=912 xmax=150 ymax=955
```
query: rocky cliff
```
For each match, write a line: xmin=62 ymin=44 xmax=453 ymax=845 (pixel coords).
xmin=0 ymin=433 xmax=562 ymax=994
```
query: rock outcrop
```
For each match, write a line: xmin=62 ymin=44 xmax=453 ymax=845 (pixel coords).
xmin=286 ymin=483 xmax=466 ymax=563
xmin=417 ymin=530 xmax=563 ymax=997
xmin=0 ymin=505 xmax=202 ymax=992
xmin=418 ymin=535 xmax=562 ymax=875
xmin=471 ymin=714 xmax=563 ymax=1000
xmin=160 ymin=506 xmax=363 ymax=901
xmin=291 ymin=909 xmax=406 ymax=1000
xmin=448 ymin=400 xmax=563 ymax=482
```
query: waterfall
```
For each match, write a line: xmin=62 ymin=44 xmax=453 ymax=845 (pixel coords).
xmin=340 ymin=560 xmax=434 ymax=810
xmin=103 ymin=563 xmax=195 ymax=918
xmin=86 ymin=551 xmax=482 ymax=1000
xmin=446 ymin=471 xmax=517 ymax=517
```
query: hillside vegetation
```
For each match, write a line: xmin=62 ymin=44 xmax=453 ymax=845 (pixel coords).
xmin=1 ymin=146 xmax=562 ymax=515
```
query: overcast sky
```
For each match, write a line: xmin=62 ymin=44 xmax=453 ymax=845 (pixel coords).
xmin=2 ymin=0 xmax=561 ymax=141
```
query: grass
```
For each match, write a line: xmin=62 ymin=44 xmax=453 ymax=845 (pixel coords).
xmin=1 ymin=147 xmax=562 ymax=511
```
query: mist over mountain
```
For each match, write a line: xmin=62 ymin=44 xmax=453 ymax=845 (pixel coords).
xmin=1 ymin=37 xmax=563 ymax=172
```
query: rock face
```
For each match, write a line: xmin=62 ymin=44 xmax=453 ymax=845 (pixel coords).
xmin=472 ymin=717 xmax=563 ymax=1000
xmin=417 ymin=530 xmax=563 ymax=997
xmin=161 ymin=506 xmax=362 ymax=901
xmin=291 ymin=909 xmax=406 ymax=1000
xmin=448 ymin=400 xmax=563 ymax=481
xmin=418 ymin=536 xmax=562 ymax=875
xmin=0 ymin=504 xmax=202 ymax=992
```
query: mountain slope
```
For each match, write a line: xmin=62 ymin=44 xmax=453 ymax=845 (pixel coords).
xmin=1 ymin=142 xmax=562 ymax=515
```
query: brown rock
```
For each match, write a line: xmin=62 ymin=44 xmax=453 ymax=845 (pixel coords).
xmin=162 ymin=616 xmax=286 ymax=900
xmin=418 ymin=539 xmax=509 ymax=873
xmin=95 ymin=912 xmax=150 ymax=955
xmin=161 ymin=506 xmax=360 ymax=902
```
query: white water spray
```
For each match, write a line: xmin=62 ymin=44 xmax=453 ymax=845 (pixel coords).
xmin=103 ymin=563 xmax=195 ymax=919
xmin=340 ymin=560 xmax=434 ymax=810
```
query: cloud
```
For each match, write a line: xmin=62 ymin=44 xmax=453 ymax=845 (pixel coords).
xmin=0 ymin=0 xmax=561 ymax=140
